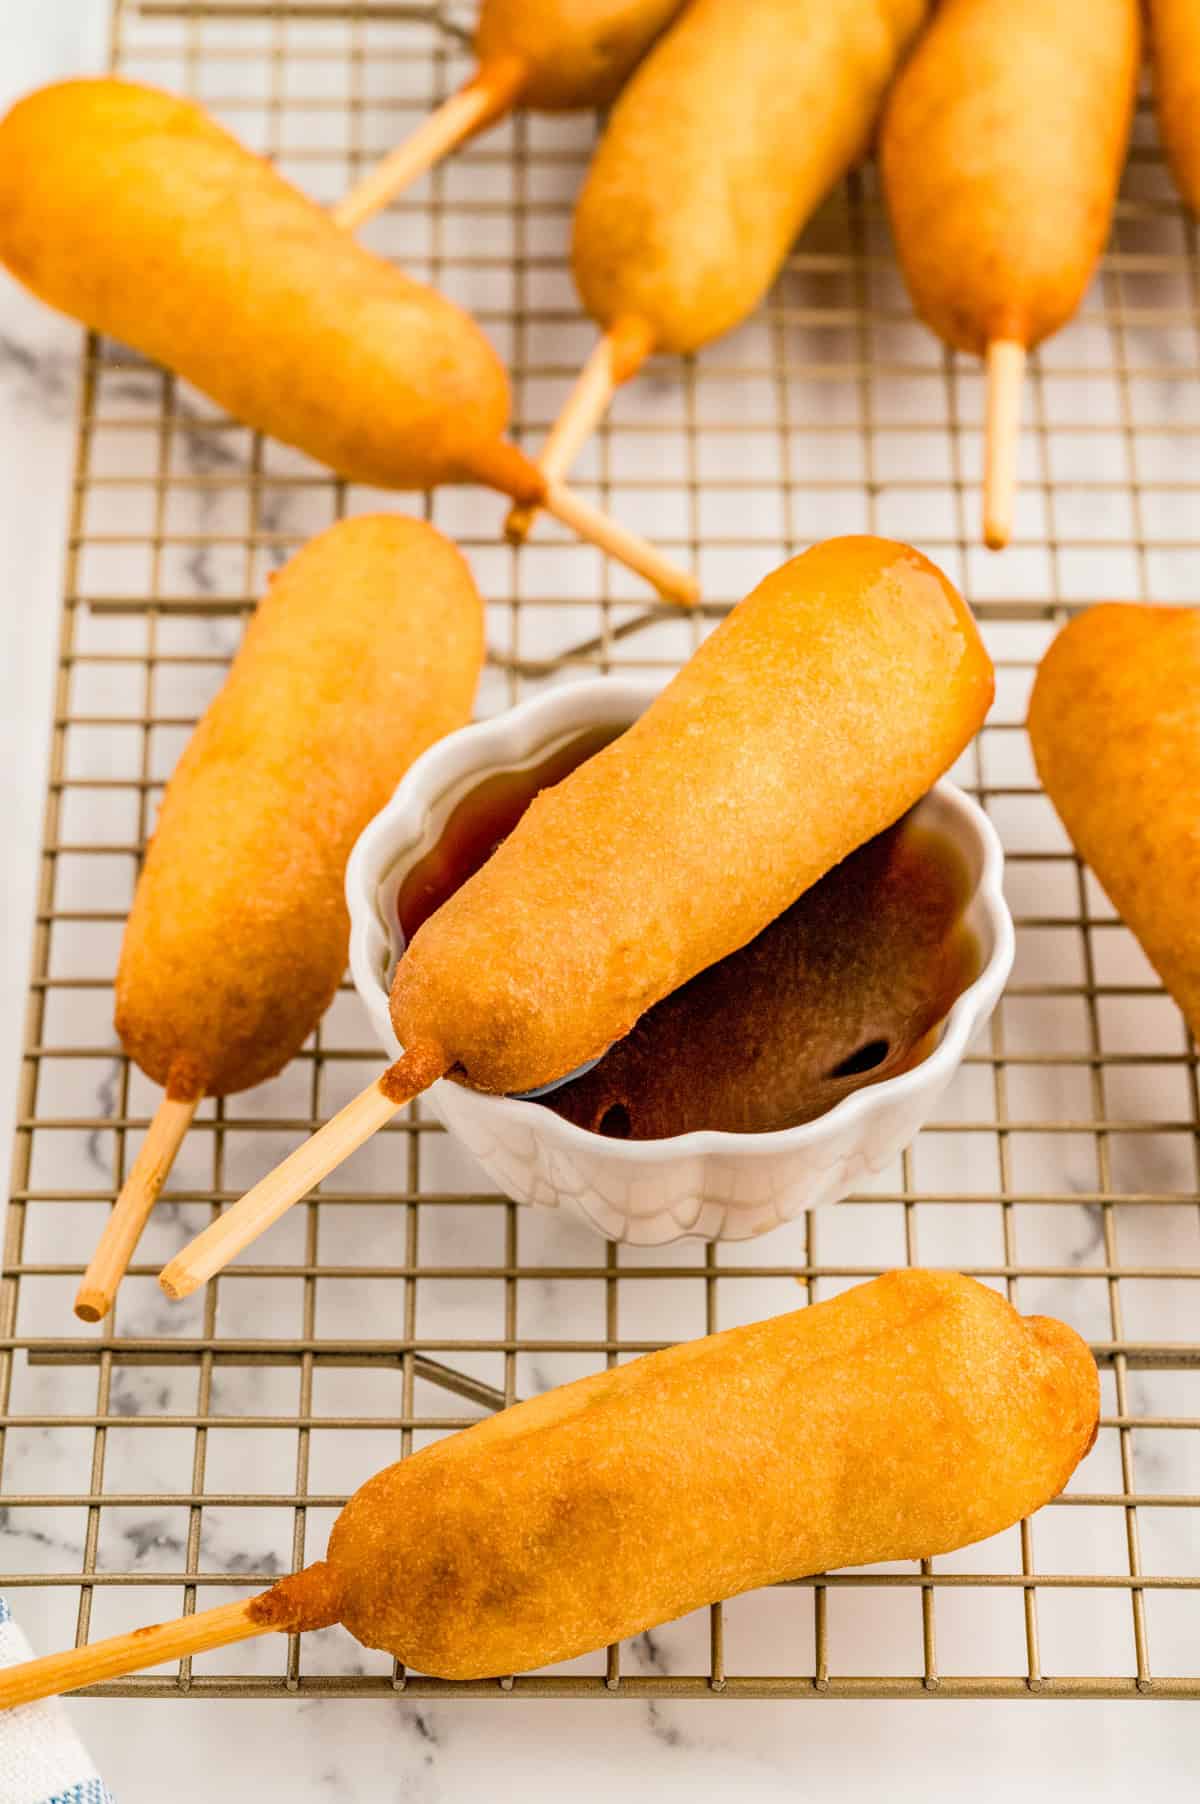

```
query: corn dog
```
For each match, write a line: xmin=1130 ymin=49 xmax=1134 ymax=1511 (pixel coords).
xmin=1028 ymin=604 xmax=1200 ymax=1042
xmin=0 ymin=1271 xmax=1099 ymax=1701
xmin=75 ymin=516 xmax=483 ymax=1323
xmin=476 ymin=0 xmax=685 ymax=108
xmin=1148 ymin=0 xmax=1200 ymax=215
xmin=0 ymin=78 xmax=694 ymax=604
xmin=159 ymin=535 xmax=993 ymax=1297
xmin=386 ymin=536 xmax=990 ymax=1096
xmin=334 ymin=1 xmax=687 ymax=227
xmin=506 ymin=0 xmax=928 ymax=540
xmin=880 ymin=0 xmax=1140 ymax=549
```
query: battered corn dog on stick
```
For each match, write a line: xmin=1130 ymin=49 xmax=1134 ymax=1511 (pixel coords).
xmin=0 ymin=79 xmax=695 ymax=605
xmin=333 ymin=0 xmax=687 ymax=228
xmin=505 ymin=0 xmax=928 ymax=542
xmin=1028 ymin=604 xmax=1200 ymax=1042
xmin=1148 ymin=0 xmax=1200 ymax=215
xmin=160 ymin=536 xmax=993 ymax=1297
xmin=880 ymin=0 xmax=1140 ymax=550
xmin=0 ymin=1271 xmax=1098 ymax=1701
xmin=75 ymin=517 xmax=484 ymax=1323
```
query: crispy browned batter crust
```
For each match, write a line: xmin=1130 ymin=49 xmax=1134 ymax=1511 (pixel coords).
xmin=0 ymin=79 xmax=511 ymax=489
xmin=880 ymin=0 xmax=1140 ymax=354
xmin=271 ymin=1271 xmax=1096 ymax=1678
xmin=389 ymin=535 xmax=994 ymax=1096
xmin=571 ymin=0 xmax=928 ymax=354
xmin=1028 ymin=603 xmax=1200 ymax=1042
xmin=475 ymin=0 xmax=685 ymax=109
xmin=570 ymin=0 xmax=923 ymax=355
xmin=115 ymin=515 xmax=483 ymax=1097
xmin=1148 ymin=0 xmax=1200 ymax=216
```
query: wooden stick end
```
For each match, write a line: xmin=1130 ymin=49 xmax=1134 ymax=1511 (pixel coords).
xmin=982 ymin=338 xmax=1026 ymax=556
xmin=73 ymin=1288 xmax=109 ymax=1324
xmin=158 ymin=1260 xmax=200 ymax=1303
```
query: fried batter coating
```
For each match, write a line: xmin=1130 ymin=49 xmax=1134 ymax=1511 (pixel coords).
xmin=254 ymin=1271 xmax=1097 ymax=1678
xmin=475 ymin=0 xmax=685 ymax=110
xmin=1029 ymin=603 xmax=1200 ymax=1042
xmin=1148 ymin=0 xmax=1200 ymax=217
xmin=571 ymin=0 xmax=928 ymax=355
xmin=389 ymin=535 xmax=994 ymax=1096
xmin=0 ymin=79 xmax=523 ymax=493
xmin=881 ymin=0 xmax=1139 ymax=356
xmin=116 ymin=515 xmax=483 ymax=1099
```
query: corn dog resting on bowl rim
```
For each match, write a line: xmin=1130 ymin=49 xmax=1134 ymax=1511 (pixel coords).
xmin=347 ymin=679 xmax=1014 ymax=1244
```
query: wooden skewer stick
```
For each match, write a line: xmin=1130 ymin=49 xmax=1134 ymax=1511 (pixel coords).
xmin=467 ymin=435 xmax=696 ymax=607
xmin=0 ymin=1597 xmax=269 ymax=1709
xmin=331 ymin=55 xmax=528 ymax=232
xmin=540 ymin=473 xmax=697 ymax=606
xmin=159 ymin=1043 xmax=447 ymax=1301
xmin=504 ymin=316 xmax=656 ymax=545
xmin=328 ymin=122 xmax=696 ymax=604
xmin=983 ymin=338 xmax=1026 ymax=551
xmin=74 ymin=1091 xmax=199 ymax=1323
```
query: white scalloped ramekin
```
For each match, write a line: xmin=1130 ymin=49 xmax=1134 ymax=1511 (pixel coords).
xmin=346 ymin=679 xmax=1014 ymax=1245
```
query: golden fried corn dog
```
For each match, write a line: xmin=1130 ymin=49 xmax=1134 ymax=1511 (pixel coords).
xmin=0 ymin=1271 xmax=1099 ymax=1701
xmin=334 ymin=0 xmax=687 ymax=227
xmin=574 ymin=0 xmax=926 ymax=356
xmin=75 ymin=516 xmax=483 ymax=1322
xmin=387 ymin=536 xmax=991 ymax=1095
xmin=1028 ymin=603 xmax=1200 ymax=1041
xmin=1148 ymin=0 xmax=1200 ymax=215
xmin=506 ymin=0 xmax=927 ymax=540
xmin=159 ymin=535 xmax=993 ymax=1298
xmin=880 ymin=0 xmax=1140 ymax=548
xmin=0 ymin=79 xmax=694 ymax=603
xmin=476 ymin=0 xmax=686 ymax=108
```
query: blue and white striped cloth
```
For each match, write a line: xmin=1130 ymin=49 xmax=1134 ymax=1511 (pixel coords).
xmin=0 ymin=1597 xmax=113 ymax=1804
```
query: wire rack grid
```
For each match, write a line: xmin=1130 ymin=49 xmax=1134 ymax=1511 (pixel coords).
xmin=2 ymin=0 xmax=1198 ymax=1701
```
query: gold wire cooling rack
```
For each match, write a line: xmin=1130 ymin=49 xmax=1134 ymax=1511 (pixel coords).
xmin=2 ymin=0 xmax=1199 ymax=1701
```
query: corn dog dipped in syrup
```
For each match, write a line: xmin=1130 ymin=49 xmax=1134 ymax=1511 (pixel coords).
xmin=333 ymin=0 xmax=687 ymax=228
xmin=880 ymin=0 xmax=1140 ymax=551
xmin=160 ymin=536 xmax=993 ymax=1298
xmin=504 ymin=0 xmax=929 ymax=543
xmin=74 ymin=518 xmax=484 ymax=1324
xmin=1148 ymin=0 xmax=1200 ymax=215
xmin=0 ymin=1270 xmax=1098 ymax=1701
xmin=1028 ymin=604 xmax=1200 ymax=1043
xmin=0 ymin=79 xmax=694 ymax=605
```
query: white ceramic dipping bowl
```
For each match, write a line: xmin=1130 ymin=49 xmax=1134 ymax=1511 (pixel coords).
xmin=347 ymin=679 xmax=1014 ymax=1245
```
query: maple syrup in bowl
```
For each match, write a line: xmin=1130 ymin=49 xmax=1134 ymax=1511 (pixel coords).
xmin=346 ymin=679 xmax=1014 ymax=1243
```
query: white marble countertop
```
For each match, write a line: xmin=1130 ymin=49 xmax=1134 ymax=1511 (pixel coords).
xmin=1 ymin=2 xmax=1197 ymax=1797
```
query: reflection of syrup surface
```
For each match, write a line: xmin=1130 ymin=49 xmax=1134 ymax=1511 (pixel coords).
xmin=398 ymin=735 xmax=980 ymax=1138
xmin=396 ymin=725 xmax=620 ymax=943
